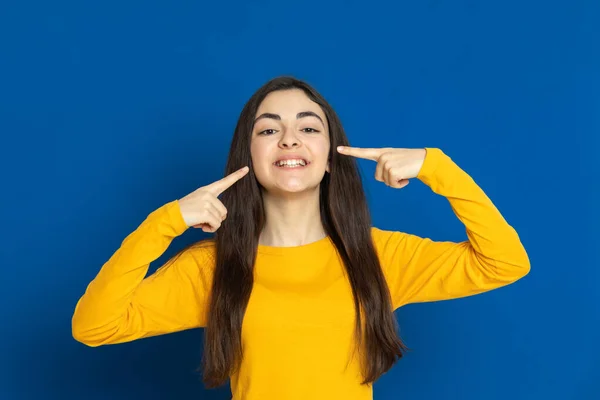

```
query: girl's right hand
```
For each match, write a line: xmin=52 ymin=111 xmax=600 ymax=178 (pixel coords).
xmin=178 ymin=166 xmax=249 ymax=233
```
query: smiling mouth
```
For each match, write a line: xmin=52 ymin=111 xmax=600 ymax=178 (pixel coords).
xmin=273 ymin=159 xmax=310 ymax=168
xmin=273 ymin=164 xmax=310 ymax=170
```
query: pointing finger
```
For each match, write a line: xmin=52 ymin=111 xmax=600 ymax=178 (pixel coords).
xmin=207 ymin=166 xmax=250 ymax=196
xmin=337 ymin=146 xmax=384 ymax=161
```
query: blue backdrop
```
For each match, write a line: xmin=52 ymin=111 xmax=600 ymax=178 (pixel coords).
xmin=1 ymin=1 xmax=598 ymax=399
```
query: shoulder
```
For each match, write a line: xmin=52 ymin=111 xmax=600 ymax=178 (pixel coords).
xmin=158 ymin=238 xmax=217 ymax=281
xmin=370 ymin=226 xmax=426 ymax=259
xmin=370 ymin=226 xmax=409 ymax=246
xmin=183 ymin=239 xmax=217 ymax=272
xmin=186 ymin=238 xmax=217 ymax=259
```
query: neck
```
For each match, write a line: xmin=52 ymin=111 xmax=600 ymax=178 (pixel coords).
xmin=259 ymin=188 xmax=326 ymax=247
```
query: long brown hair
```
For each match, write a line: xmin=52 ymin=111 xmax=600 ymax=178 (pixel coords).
xmin=192 ymin=76 xmax=407 ymax=387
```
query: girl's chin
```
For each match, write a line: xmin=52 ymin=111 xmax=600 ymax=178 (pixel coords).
xmin=265 ymin=180 xmax=320 ymax=195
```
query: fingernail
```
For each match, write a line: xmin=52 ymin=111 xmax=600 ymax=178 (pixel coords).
xmin=337 ymin=146 xmax=344 ymax=151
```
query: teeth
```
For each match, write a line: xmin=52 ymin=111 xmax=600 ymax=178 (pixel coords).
xmin=275 ymin=159 xmax=307 ymax=167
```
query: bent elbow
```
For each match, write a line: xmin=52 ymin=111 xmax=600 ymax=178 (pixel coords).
xmin=478 ymin=245 xmax=531 ymax=284
xmin=516 ymin=258 xmax=531 ymax=280
xmin=72 ymin=325 xmax=100 ymax=347
xmin=71 ymin=314 xmax=117 ymax=347
xmin=505 ymin=249 xmax=531 ymax=282
xmin=515 ymin=245 xmax=531 ymax=278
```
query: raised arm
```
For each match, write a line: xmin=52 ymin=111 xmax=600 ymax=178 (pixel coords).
xmin=72 ymin=166 xmax=249 ymax=346
xmin=71 ymin=200 xmax=215 ymax=346
xmin=372 ymin=148 xmax=530 ymax=310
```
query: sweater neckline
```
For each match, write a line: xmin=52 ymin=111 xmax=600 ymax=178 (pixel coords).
xmin=257 ymin=234 xmax=333 ymax=256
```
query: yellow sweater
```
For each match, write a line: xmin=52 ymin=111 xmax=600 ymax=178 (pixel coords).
xmin=71 ymin=148 xmax=530 ymax=399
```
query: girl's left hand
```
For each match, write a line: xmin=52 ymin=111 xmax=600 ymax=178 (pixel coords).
xmin=337 ymin=146 xmax=426 ymax=189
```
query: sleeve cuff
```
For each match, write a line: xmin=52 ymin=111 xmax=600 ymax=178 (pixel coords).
xmin=416 ymin=147 xmax=447 ymax=187
xmin=168 ymin=200 xmax=190 ymax=236
xmin=146 ymin=200 xmax=189 ymax=237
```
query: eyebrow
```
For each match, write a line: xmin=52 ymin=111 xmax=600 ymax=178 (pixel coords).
xmin=254 ymin=111 xmax=325 ymax=126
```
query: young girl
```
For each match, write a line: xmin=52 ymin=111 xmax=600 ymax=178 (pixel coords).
xmin=72 ymin=76 xmax=530 ymax=400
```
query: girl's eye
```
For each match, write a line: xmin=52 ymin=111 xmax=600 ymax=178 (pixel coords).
xmin=259 ymin=128 xmax=319 ymax=135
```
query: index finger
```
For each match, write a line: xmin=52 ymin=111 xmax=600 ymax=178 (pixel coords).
xmin=337 ymin=146 xmax=383 ymax=161
xmin=207 ymin=166 xmax=250 ymax=196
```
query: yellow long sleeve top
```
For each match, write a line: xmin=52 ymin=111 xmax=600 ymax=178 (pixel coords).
xmin=71 ymin=148 xmax=530 ymax=400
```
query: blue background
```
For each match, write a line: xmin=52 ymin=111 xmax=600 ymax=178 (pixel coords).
xmin=1 ymin=0 xmax=598 ymax=399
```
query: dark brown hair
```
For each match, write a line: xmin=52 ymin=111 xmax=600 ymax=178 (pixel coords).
xmin=196 ymin=76 xmax=408 ymax=387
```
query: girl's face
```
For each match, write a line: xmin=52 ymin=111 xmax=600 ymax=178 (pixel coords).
xmin=250 ymin=89 xmax=331 ymax=194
